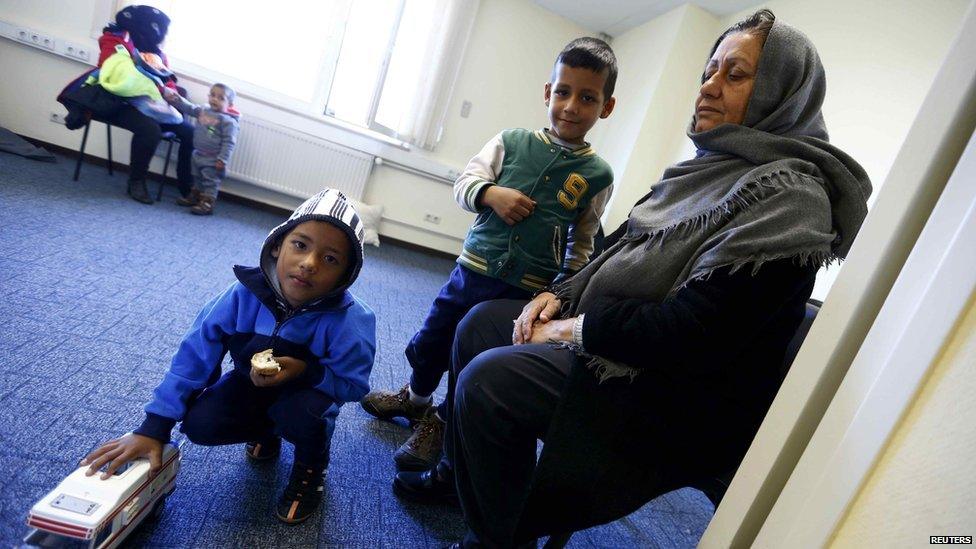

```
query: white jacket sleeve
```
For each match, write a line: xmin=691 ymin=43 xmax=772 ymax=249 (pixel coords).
xmin=453 ymin=132 xmax=506 ymax=212
xmin=562 ymin=184 xmax=613 ymax=274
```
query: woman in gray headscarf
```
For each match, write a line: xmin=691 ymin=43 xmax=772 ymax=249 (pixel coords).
xmin=395 ymin=10 xmax=872 ymax=547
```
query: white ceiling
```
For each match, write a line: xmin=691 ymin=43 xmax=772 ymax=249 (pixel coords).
xmin=531 ymin=0 xmax=760 ymax=37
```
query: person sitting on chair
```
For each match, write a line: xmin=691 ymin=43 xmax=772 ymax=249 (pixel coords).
xmin=91 ymin=5 xmax=195 ymax=205
xmin=395 ymin=9 xmax=873 ymax=548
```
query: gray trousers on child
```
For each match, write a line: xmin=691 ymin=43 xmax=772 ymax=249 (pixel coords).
xmin=192 ymin=153 xmax=224 ymax=198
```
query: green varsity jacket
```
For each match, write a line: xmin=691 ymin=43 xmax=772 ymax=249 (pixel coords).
xmin=453 ymin=128 xmax=613 ymax=291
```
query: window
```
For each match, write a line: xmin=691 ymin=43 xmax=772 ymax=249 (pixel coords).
xmin=114 ymin=0 xmax=477 ymax=147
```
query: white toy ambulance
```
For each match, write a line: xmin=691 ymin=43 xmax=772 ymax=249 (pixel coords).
xmin=23 ymin=441 xmax=180 ymax=549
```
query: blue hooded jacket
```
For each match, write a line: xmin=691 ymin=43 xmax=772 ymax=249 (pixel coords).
xmin=136 ymin=189 xmax=376 ymax=441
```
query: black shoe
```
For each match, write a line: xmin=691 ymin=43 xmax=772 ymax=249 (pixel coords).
xmin=127 ymin=179 xmax=153 ymax=204
xmin=275 ymin=461 xmax=325 ymax=524
xmin=393 ymin=468 xmax=458 ymax=506
xmin=245 ymin=437 xmax=281 ymax=462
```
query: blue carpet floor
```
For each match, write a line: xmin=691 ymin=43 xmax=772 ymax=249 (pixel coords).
xmin=0 ymin=151 xmax=714 ymax=548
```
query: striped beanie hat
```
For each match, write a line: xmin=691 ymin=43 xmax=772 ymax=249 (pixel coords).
xmin=261 ymin=189 xmax=366 ymax=293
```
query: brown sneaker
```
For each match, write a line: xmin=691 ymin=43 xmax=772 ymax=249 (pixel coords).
xmin=360 ymin=384 xmax=433 ymax=424
xmin=176 ymin=188 xmax=202 ymax=207
xmin=394 ymin=408 xmax=445 ymax=472
xmin=190 ymin=194 xmax=216 ymax=216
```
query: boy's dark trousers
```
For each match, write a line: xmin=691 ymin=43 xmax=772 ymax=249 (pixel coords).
xmin=404 ymin=264 xmax=532 ymax=417
xmin=180 ymin=370 xmax=337 ymax=468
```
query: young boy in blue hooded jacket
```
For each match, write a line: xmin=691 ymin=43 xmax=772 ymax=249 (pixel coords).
xmin=82 ymin=189 xmax=376 ymax=524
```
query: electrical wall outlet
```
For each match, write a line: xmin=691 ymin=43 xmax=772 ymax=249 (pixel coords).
xmin=15 ymin=27 xmax=55 ymax=50
xmin=34 ymin=32 xmax=56 ymax=50
xmin=3 ymin=21 xmax=93 ymax=64
xmin=423 ymin=213 xmax=441 ymax=225
xmin=62 ymin=42 xmax=90 ymax=61
xmin=49 ymin=112 xmax=66 ymax=125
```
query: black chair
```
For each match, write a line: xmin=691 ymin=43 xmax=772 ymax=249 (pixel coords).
xmin=154 ymin=131 xmax=180 ymax=202
xmin=73 ymin=117 xmax=179 ymax=203
xmin=72 ymin=117 xmax=113 ymax=181
xmin=690 ymin=298 xmax=822 ymax=507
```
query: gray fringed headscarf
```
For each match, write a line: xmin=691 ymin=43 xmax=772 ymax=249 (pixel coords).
xmin=554 ymin=20 xmax=872 ymax=381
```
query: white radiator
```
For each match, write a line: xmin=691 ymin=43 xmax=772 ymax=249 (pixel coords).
xmin=229 ymin=117 xmax=374 ymax=201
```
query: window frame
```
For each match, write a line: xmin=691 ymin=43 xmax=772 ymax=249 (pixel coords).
xmin=360 ymin=0 xmax=406 ymax=138
xmin=172 ymin=64 xmax=411 ymax=151
xmin=100 ymin=0 xmax=419 ymax=143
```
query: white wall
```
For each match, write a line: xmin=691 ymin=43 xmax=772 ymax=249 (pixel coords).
xmin=0 ymin=1 xmax=108 ymax=157
xmin=430 ymin=0 xmax=589 ymax=167
xmin=830 ymin=292 xmax=976 ymax=547
xmin=589 ymin=4 xmax=687 ymax=229
xmin=0 ymin=0 xmax=97 ymax=43
xmin=0 ymin=0 xmax=588 ymax=254
xmin=593 ymin=4 xmax=720 ymax=229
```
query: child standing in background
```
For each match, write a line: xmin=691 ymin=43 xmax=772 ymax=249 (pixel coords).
xmin=164 ymin=83 xmax=239 ymax=215
xmin=361 ymin=37 xmax=619 ymax=486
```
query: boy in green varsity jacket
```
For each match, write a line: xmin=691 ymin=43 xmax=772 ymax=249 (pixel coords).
xmin=361 ymin=37 xmax=618 ymax=477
